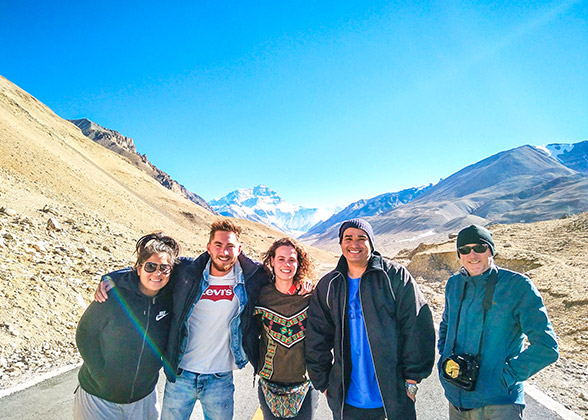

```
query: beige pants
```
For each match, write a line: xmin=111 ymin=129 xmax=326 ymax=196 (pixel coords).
xmin=73 ymin=385 xmax=159 ymax=420
xmin=449 ymin=403 xmax=523 ymax=420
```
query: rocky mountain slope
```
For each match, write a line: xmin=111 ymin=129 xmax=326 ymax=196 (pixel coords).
xmin=208 ymin=140 xmax=586 ymax=243
xmin=69 ymin=118 xmax=214 ymax=212
xmin=302 ymin=184 xmax=431 ymax=238
xmin=306 ymin=145 xmax=588 ymax=256
xmin=0 ymin=75 xmax=335 ymax=393
xmin=540 ymin=140 xmax=588 ymax=173
xmin=210 ymin=184 xmax=333 ymax=237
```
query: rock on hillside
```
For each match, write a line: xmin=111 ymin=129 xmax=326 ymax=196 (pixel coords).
xmin=0 ymin=203 xmax=138 ymax=390
xmin=69 ymin=118 xmax=215 ymax=213
xmin=69 ymin=118 xmax=137 ymax=152
xmin=400 ymin=212 xmax=588 ymax=417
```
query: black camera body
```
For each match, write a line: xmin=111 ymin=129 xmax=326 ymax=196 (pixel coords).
xmin=441 ymin=353 xmax=480 ymax=391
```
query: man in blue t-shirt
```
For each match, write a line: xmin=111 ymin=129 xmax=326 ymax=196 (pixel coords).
xmin=307 ymin=219 xmax=435 ymax=420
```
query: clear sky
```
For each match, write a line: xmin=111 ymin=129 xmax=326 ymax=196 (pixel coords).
xmin=1 ymin=0 xmax=587 ymax=209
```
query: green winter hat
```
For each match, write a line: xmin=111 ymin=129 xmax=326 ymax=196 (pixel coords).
xmin=456 ymin=225 xmax=495 ymax=256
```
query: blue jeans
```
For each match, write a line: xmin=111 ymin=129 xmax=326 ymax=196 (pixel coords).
xmin=161 ymin=370 xmax=234 ymax=420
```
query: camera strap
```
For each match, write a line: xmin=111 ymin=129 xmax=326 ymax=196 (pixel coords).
xmin=450 ymin=269 xmax=498 ymax=359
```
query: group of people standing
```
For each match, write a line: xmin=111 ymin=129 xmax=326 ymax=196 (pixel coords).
xmin=74 ymin=217 xmax=559 ymax=420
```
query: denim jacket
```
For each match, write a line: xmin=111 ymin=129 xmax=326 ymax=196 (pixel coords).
xmin=181 ymin=257 xmax=249 ymax=369
xmin=165 ymin=253 xmax=267 ymax=381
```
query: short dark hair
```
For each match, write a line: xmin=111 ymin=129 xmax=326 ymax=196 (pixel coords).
xmin=134 ymin=232 xmax=181 ymax=267
xmin=261 ymin=238 xmax=315 ymax=285
xmin=209 ymin=218 xmax=243 ymax=243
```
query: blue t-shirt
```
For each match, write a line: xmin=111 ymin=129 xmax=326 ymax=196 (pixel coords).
xmin=345 ymin=276 xmax=383 ymax=408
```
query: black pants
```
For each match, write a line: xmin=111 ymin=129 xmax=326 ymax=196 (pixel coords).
xmin=339 ymin=398 xmax=416 ymax=420
xmin=340 ymin=404 xmax=385 ymax=420
xmin=258 ymin=383 xmax=319 ymax=420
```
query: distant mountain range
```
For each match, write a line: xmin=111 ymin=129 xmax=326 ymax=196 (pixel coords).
xmin=539 ymin=141 xmax=588 ymax=173
xmin=304 ymin=142 xmax=588 ymax=255
xmin=69 ymin=118 xmax=214 ymax=213
xmin=302 ymin=185 xmax=432 ymax=237
xmin=68 ymin=117 xmax=588 ymax=256
xmin=209 ymin=184 xmax=333 ymax=237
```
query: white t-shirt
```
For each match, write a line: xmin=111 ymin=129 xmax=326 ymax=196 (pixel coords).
xmin=179 ymin=267 xmax=239 ymax=374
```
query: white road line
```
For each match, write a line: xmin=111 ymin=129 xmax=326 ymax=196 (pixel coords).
xmin=0 ymin=363 xmax=81 ymax=399
xmin=525 ymin=383 xmax=584 ymax=420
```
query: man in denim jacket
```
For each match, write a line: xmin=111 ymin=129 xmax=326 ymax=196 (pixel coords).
xmin=438 ymin=225 xmax=558 ymax=419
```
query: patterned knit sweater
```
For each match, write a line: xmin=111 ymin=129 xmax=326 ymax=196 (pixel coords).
xmin=254 ymin=284 xmax=312 ymax=384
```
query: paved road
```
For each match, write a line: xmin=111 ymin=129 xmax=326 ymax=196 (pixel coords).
xmin=0 ymin=363 xmax=571 ymax=420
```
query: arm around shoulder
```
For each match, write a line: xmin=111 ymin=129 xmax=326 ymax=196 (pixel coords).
xmin=94 ymin=267 xmax=132 ymax=302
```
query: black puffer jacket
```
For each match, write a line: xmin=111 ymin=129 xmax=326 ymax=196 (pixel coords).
xmin=76 ymin=270 xmax=172 ymax=404
xmin=305 ymin=252 xmax=435 ymax=419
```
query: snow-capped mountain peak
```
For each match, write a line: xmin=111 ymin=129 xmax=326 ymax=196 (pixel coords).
xmin=536 ymin=143 xmax=574 ymax=159
xmin=209 ymin=185 xmax=333 ymax=237
xmin=535 ymin=140 xmax=588 ymax=173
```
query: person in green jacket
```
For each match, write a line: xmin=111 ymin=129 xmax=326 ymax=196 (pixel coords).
xmin=438 ymin=225 xmax=558 ymax=420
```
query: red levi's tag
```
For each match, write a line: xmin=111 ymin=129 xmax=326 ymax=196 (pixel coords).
xmin=201 ymin=285 xmax=235 ymax=301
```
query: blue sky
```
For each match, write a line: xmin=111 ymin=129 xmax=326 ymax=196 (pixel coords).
xmin=1 ymin=0 xmax=587 ymax=209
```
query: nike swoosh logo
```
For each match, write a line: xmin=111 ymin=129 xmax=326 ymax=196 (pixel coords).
xmin=155 ymin=311 xmax=169 ymax=321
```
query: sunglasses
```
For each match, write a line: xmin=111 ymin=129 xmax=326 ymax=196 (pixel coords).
xmin=458 ymin=244 xmax=489 ymax=255
xmin=142 ymin=262 xmax=172 ymax=274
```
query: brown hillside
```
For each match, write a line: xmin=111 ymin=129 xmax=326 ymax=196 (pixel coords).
xmin=0 ymin=75 xmax=335 ymax=392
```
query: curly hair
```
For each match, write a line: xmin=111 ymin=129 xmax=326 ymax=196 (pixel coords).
xmin=261 ymin=238 xmax=315 ymax=285
xmin=134 ymin=232 xmax=181 ymax=268
xmin=209 ymin=218 xmax=243 ymax=243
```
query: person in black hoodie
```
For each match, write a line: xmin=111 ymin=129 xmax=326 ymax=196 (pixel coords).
xmin=74 ymin=232 xmax=180 ymax=420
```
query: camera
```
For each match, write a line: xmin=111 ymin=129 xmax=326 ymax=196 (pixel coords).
xmin=441 ymin=354 xmax=480 ymax=391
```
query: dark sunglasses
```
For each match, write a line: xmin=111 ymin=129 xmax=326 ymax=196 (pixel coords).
xmin=458 ymin=244 xmax=489 ymax=255
xmin=142 ymin=262 xmax=172 ymax=274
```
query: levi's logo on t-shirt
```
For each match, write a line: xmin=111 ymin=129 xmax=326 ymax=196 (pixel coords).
xmin=201 ymin=285 xmax=234 ymax=301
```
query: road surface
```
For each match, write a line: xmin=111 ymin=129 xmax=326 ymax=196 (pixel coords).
xmin=0 ymin=363 xmax=574 ymax=420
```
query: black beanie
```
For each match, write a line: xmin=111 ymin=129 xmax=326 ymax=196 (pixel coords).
xmin=338 ymin=218 xmax=375 ymax=250
xmin=456 ymin=225 xmax=495 ymax=256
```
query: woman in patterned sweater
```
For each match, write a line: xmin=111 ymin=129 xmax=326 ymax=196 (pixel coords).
xmin=250 ymin=238 xmax=319 ymax=420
